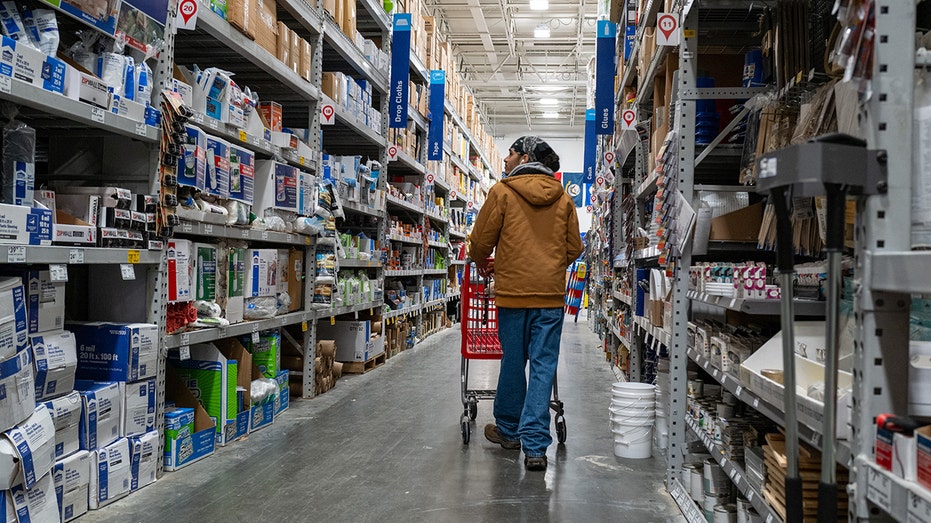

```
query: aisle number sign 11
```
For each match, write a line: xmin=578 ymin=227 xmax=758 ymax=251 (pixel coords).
xmin=657 ymin=13 xmax=680 ymax=46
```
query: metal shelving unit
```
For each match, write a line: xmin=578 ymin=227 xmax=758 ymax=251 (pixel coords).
xmin=0 ymin=246 xmax=163 ymax=265
xmin=386 ymin=194 xmax=426 ymax=214
xmin=340 ymin=259 xmax=382 ymax=268
xmin=686 ymin=290 xmax=826 ymax=316
xmin=178 ymin=220 xmax=313 ymax=246
xmin=386 ymin=234 xmax=423 ymax=245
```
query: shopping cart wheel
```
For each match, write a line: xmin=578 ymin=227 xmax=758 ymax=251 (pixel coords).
xmin=555 ymin=415 xmax=567 ymax=444
xmin=461 ymin=415 xmax=471 ymax=444
xmin=468 ymin=397 xmax=478 ymax=421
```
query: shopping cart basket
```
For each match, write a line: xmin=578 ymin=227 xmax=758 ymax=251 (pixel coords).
xmin=460 ymin=260 xmax=567 ymax=444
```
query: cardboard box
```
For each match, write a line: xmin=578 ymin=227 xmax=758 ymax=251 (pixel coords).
xmin=167 ymin=239 xmax=193 ymax=303
xmin=205 ymin=136 xmax=231 ymax=199
xmin=709 ymin=202 xmax=764 ymax=242
xmin=322 ymin=0 xmax=336 ymax=17
xmin=2 ymin=37 xmax=65 ymax=94
xmin=339 ymin=0 xmax=355 ymax=40
xmin=52 ymin=224 xmax=97 ymax=246
xmin=8 ymin=470 xmax=58 ymax=523
xmin=321 ymin=72 xmax=340 ymax=100
xmin=229 ymin=145 xmax=255 ymax=205
xmin=275 ymin=369 xmax=289 ymax=416
xmin=0 ymin=203 xmax=52 ymax=246
xmin=289 ymin=30 xmax=300 ymax=74
xmin=43 ymin=392 xmax=82 ymax=460
xmin=228 ymin=0 xmax=255 ymax=38
xmin=129 ymin=431 xmax=157 ymax=491
xmin=245 ymin=249 xmax=279 ymax=298
xmin=74 ymin=382 xmax=121 ymax=451
xmin=917 ymin=426 xmax=931 ymax=491
xmin=121 ymin=379 xmax=156 ymax=437
xmin=55 ymin=194 xmax=100 ymax=227
xmin=89 ymin=438 xmax=131 ymax=509
xmin=298 ymin=170 xmax=315 ymax=217
xmin=53 ymin=450 xmax=90 ymax=522
xmin=192 ymin=243 xmax=219 ymax=302
xmin=253 ymin=0 xmax=278 ymax=56
xmin=112 ymin=95 xmax=146 ymax=121
xmin=179 ymin=124 xmax=207 ymax=190
xmin=30 ymin=331 xmax=77 ymax=401
xmin=299 ymin=39 xmax=312 ymax=81
xmin=0 ymin=405 xmax=54 ymax=490
xmin=288 ymin=248 xmax=304 ymax=311
xmin=0 ymin=350 xmax=34 ymax=434
xmin=255 ymin=161 xmax=298 ymax=214
xmin=0 ymin=277 xmax=28 ymax=360
xmin=70 ymin=322 xmax=158 ymax=382
xmin=62 ymin=63 xmax=112 ymax=109
xmin=21 ymin=271 xmax=64 ymax=335
xmin=276 ymin=21 xmax=291 ymax=65
xmin=317 ymin=321 xmax=384 ymax=362
xmin=259 ymin=102 xmax=282 ymax=132
xmin=163 ymin=370 xmax=216 ymax=471
xmin=170 ymin=343 xmax=245 ymax=445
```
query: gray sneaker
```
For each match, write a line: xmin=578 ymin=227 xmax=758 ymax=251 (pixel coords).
xmin=484 ymin=424 xmax=520 ymax=450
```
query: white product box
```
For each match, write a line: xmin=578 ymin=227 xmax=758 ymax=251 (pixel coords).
xmin=168 ymin=239 xmax=193 ymax=303
xmin=24 ymin=271 xmax=65 ymax=334
xmin=8 ymin=470 xmax=58 ymax=522
xmin=0 ymin=405 xmax=54 ymax=490
xmin=0 ymin=203 xmax=52 ymax=246
xmin=254 ymin=161 xmax=298 ymax=214
xmin=0 ymin=491 xmax=13 ymax=523
xmin=75 ymin=382 xmax=121 ymax=451
xmin=0 ymin=277 xmax=27 ymax=360
xmin=0 ymin=350 xmax=33 ymax=435
xmin=52 ymin=224 xmax=97 ymax=246
xmin=30 ymin=330 xmax=77 ymax=401
xmin=270 ymin=131 xmax=298 ymax=149
xmin=909 ymin=341 xmax=931 ymax=417
xmin=70 ymin=322 xmax=158 ymax=382
xmin=53 ymin=450 xmax=89 ymax=522
xmin=4 ymin=37 xmax=65 ymax=94
xmin=245 ymin=249 xmax=278 ymax=298
xmin=62 ymin=64 xmax=112 ymax=110
xmin=193 ymin=243 xmax=219 ymax=302
xmin=112 ymin=95 xmax=146 ymax=122
xmin=298 ymin=170 xmax=315 ymax=216
xmin=43 ymin=391 xmax=82 ymax=459
xmin=55 ymin=194 xmax=100 ymax=226
xmin=55 ymin=187 xmax=131 ymax=210
xmin=223 ymin=247 xmax=245 ymax=324
xmin=277 ymin=249 xmax=289 ymax=294
xmin=121 ymin=379 xmax=155 ymax=437
xmin=205 ymin=136 xmax=231 ymax=199
xmin=129 ymin=431 xmax=157 ymax=491
xmin=89 ymin=438 xmax=131 ymax=509
xmin=172 ymin=78 xmax=193 ymax=107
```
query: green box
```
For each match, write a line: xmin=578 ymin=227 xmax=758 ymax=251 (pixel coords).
xmin=194 ymin=243 xmax=218 ymax=301
xmin=171 ymin=344 xmax=238 ymax=443
xmin=244 ymin=331 xmax=280 ymax=379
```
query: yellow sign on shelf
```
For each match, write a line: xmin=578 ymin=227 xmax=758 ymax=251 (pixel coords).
xmin=127 ymin=250 xmax=141 ymax=264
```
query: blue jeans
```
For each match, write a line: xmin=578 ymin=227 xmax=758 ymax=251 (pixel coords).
xmin=494 ymin=307 xmax=564 ymax=458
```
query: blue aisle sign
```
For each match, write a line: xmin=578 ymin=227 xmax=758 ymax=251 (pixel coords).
xmin=595 ymin=20 xmax=617 ymax=134
xmin=389 ymin=14 xmax=413 ymax=129
xmin=427 ymin=70 xmax=446 ymax=160
xmin=624 ymin=25 xmax=637 ymax=60
xmin=583 ymin=109 xmax=596 ymax=183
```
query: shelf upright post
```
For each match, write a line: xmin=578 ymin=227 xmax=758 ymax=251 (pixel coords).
xmin=851 ymin=1 xmax=916 ymax=519
xmin=664 ymin=2 xmax=697 ymax=487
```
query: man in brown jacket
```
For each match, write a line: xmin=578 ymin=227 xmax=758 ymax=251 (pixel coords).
xmin=468 ymin=136 xmax=584 ymax=471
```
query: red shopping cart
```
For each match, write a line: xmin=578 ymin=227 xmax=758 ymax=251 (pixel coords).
xmin=459 ymin=260 xmax=567 ymax=444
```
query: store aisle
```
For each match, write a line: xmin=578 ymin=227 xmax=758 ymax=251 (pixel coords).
xmin=84 ymin=318 xmax=683 ymax=522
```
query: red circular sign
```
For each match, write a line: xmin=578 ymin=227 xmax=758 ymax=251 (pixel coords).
xmin=426 ymin=173 xmax=434 ymax=183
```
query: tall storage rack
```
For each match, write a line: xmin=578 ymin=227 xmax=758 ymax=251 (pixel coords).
xmin=598 ymin=0 xmax=929 ymax=521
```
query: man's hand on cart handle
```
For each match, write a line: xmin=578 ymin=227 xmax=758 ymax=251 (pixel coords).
xmin=475 ymin=257 xmax=495 ymax=278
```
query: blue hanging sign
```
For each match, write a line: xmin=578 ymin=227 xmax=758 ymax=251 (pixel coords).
xmin=389 ymin=14 xmax=413 ymax=129
xmin=583 ymin=109 xmax=597 ymax=183
xmin=427 ymin=70 xmax=445 ymax=160
xmin=595 ymin=20 xmax=617 ymax=135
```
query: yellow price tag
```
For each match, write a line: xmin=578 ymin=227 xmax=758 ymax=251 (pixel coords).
xmin=304 ymin=237 xmax=311 ymax=245
xmin=796 ymin=71 xmax=803 ymax=83
xmin=369 ymin=308 xmax=373 ymax=315
xmin=330 ymin=316 xmax=336 ymax=325
xmin=683 ymin=29 xmax=696 ymax=38
xmin=299 ymin=156 xmax=305 ymax=165
xmin=239 ymin=130 xmax=247 ymax=142
xmin=301 ymin=321 xmax=308 ymax=332
xmin=127 ymin=250 xmax=140 ymax=264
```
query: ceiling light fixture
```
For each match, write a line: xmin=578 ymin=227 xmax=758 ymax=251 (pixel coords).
xmin=539 ymin=98 xmax=559 ymax=105
xmin=534 ymin=24 xmax=550 ymax=39
xmin=529 ymin=0 xmax=548 ymax=10
xmin=542 ymin=112 xmax=559 ymax=119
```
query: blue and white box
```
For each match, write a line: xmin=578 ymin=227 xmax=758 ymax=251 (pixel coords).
xmin=0 ymin=405 xmax=54 ymax=490
xmin=121 ymin=379 xmax=155 ymax=437
xmin=74 ymin=381 xmax=121 ymax=451
xmin=244 ymin=249 xmax=278 ymax=298
xmin=205 ymin=136 xmax=231 ymax=199
xmin=24 ymin=270 xmax=65 ymax=334
xmin=0 ymin=276 xmax=28 ymax=360
xmin=53 ymin=450 xmax=89 ymax=522
xmin=129 ymin=431 xmax=157 ymax=491
xmin=43 ymin=391 xmax=82 ymax=459
xmin=0 ymin=350 xmax=33 ymax=433
xmin=7 ymin=38 xmax=65 ymax=93
xmin=88 ymin=437 xmax=131 ymax=509
xmin=31 ymin=330 xmax=77 ymax=401
xmin=70 ymin=322 xmax=158 ymax=382
xmin=254 ymin=160 xmax=298 ymax=213
xmin=8 ymin=469 xmax=58 ymax=523
xmin=0 ymin=203 xmax=52 ymax=246
xmin=275 ymin=370 xmax=289 ymax=416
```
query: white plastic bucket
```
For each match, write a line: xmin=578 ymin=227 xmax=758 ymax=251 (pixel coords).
xmin=704 ymin=459 xmax=730 ymax=495
xmin=690 ymin=465 xmax=705 ymax=501
xmin=612 ymin=424 xmax=653 ymax=459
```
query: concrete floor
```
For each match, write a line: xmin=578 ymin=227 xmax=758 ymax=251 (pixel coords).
xmin=83 ymin=317 xmax=684 ymax=522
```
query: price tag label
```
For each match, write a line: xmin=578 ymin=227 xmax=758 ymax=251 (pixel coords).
xmin=91 ymin=107 xmax=106 ymax=123
xmin=204 ymin=224 xmax=213 ymax=235
xmin=721 ymin=374 xmax=727 ymax=385
xmin=135 ymin=122 xmax=148 ymax=136
xmin=242 ymin=229 xmax=251 ymax=239
xmin=0 ymin=75 xmax=12 ymax=94
xmin=192 ymin=113 xmax=204 ymax=123
xmin=262 ymin=231 xmax=269 ymax=240
xmin=301 ymin=321 xmax=308 ymax=332
xmin=49 ymin=264 xmax=68 ymax=282
xmin=251 ymin=330 xmax=260 ymax=344
xmin=208 ymin=118 xmax=218 ymax=130
xmin=239 ymin=130 xmax=247 ymax=142
xmin=753 ymin=398 xmax=760 ymax=408
xmin=7 ymin=246 xmax=25 ymax=263
xmin=907 ymin=490 xmax=931 ymax=523
xmin=330 ymin=316 xmax=336 ymax=325
xmin=120 ymin=264 xmax=135 ymax=280
xmin=729 ymin=468 xmax=737 ymax=481
xmin=127 ymin=250 xmax=141 ymax=264
xmin=713 ymin=369 xmax=719 ymax=379
xmin=735 ymin=385 xmax=743 ymax=397
xmin=811 ymin=431 xmax=822 ymax=447
xmin=747 ymin=490 xmax=754 ymax=502
xmin=721 ymin=457 xmax=727 ymax=467
xmin=179 ymin=345 xmax=190 ymax=360
xmin=182 ymin=222 xmax=193 ymax=233
xmin=181 ymin=333 xmax=190 ymax=345
xmin=766 ymin=514 xmax=774 ymax=523
xmin=69 ymin=249 xmax=84 ymax=264
xmin=703 ymin=360 xmax=709 ymax=369
xmin=868 ymin=466 xmax=893 ymax=513
xmin=299 ymin=156 xmax=306 ymax=166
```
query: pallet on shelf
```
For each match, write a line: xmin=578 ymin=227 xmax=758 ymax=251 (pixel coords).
xmin=341 ymin=352 xmax=387 ymax=374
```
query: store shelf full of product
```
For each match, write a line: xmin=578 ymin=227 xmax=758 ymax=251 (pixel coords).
xmin=425 ymin=210 xmax=448 ymax=224
xmin=392 ymin=150 xmax=427 ymax=176
xmin=321 ymin=20 xmax=389 ymax=92
xmin=385 ymin=268 xmax=420 ymax=277
xmin=685 ymin=346 xmax=852 ymax=467
xmin=861 ymin=458 xmax=931 ymax=523
xmin=386 ymin=233 xmax=422 ymax=245
xmin=685 ymin=417 xmax=783 ymax=523
xmin=384 ymin=304 xmax=421 ymax=320
xmin=339 ymin=258 xmax=382 ymax=268
xmin=177 ymin=220 xmax=313 ymax=245
xmin=386 ymin=193 xmax=426 ymax=214
xmin=0 ymin=246 xmax=163 ymax=265
xmin=164 ymin=310 xmax=311 ymax=349
xmin=341 ymin=199 xmax=385 ymax=218
xmin=423 ymin=269 xmax=447 ymax=276
xmin=449 ymin=229 xmax=467 ymax=239
xmin=427 ymin=239 xmax=447 ymax=248
xmin=687 ymin=290 xmax=826 ymax=316
xmin=315 ymin=299 xmax=383 ymax=319
xmin=0 ymin=77 xmax=159 ymax=142
xmin=612 ymin=291 xmax=633 ymax=306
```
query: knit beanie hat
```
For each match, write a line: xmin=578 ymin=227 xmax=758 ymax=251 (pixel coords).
xmin=510 ymin=136 xmax=560 ymax=172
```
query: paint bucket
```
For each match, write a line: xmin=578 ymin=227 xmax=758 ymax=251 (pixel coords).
xmin=704 ymin=459 xmax=730 ymax=496
xmin=714 ymin=503 xmax=738 ymax=523
xmin=612 ymin=422 xmax=653 ymax=459
xmin=690 ymin=464 xmax=705 ymax=502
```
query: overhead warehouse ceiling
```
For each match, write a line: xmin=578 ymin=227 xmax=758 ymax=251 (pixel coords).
xmin=424 ymin=0 xmax=600 ymax=137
